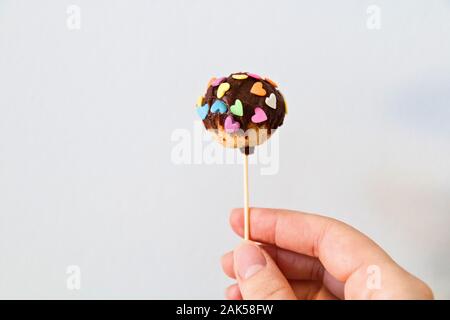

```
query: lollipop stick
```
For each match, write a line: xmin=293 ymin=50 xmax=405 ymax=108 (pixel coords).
xmin=243 ymin=153 xmax=250 ymax=240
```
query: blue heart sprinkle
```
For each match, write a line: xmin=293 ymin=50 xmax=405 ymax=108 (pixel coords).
xmin=197 ymin=103 xmax=209 ymax=120
xmin=211 ymin=100 xmax=227 ymax=114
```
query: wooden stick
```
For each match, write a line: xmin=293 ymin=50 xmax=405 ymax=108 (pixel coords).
xmin=243 ymin=153 xmax=250 ymax=240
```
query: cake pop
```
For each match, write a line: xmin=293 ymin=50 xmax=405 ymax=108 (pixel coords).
xmin=196 ymin=72 xmax=286 ymax=153
xmin=195 ymin=72 xmax=287 ymax=239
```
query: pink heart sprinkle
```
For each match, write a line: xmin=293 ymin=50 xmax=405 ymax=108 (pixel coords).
xmin=224 ymin=115 xmax=240 ymax=133
xmin=211 ymin=77 xmax=226 ymax=87
xmin=251 ymin=107 xmax=268 ymax=123
xmin=247 ymin=73 xmax=262 ymax=80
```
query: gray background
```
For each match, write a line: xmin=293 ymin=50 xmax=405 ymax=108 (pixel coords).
xmin=0 ymin=0 xmax=449 ymax=299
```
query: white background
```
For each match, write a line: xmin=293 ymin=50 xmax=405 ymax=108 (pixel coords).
xmin=0 ymin=0 xmax=449 ymax=299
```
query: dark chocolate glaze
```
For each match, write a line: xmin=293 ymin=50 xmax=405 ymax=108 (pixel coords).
xmin=202 ymin=72 xmax=286 ymax=132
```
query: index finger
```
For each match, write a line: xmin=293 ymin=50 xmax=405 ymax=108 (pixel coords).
xmin=230 ymin=208 xmax=392 ymax=282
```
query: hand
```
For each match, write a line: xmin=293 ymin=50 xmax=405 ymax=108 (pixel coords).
xmin=221 ymin=208 xmax=433 ymax=300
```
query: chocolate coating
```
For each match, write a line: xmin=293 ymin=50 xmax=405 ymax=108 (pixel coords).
xmin=202 ymin=73 xmax=286 ymax=133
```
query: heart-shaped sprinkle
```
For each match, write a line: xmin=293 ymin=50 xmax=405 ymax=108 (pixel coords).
xmin=265 ymin=77 xmax=278 ymax=87
xmin=232 ymin=74 xmax=248 ymax=80
xmin=247 ymin=73 xmax=262 ymax=80
xmin=196 ymin=95 xmax=204 ymax=107
xmin=250 ymin=82 xmax=266 ymax=96
xmin=217 ymin=82 xmax=230 ymax=98
xmin=224 ymin=115 xmax=240 ymax=133
xmin=251 ymin=107 xmax=268 ymax=123
xmin=211 ymin=77 xmax=226 ymax=87
xmin=230 ymin=99 xmax=243 ymax=116
xmin=210 ymin=100 xmax=227 ymax=113
xmin=207 ymin=77 xmax=216 ymax=88
xmin=196 ymin=103 xmax=209 ymax=120
xmin=265 ymin=93 xmax=277 ymax=109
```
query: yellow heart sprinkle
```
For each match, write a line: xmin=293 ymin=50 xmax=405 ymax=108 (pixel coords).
xmin=232 ymin=74 xmax=248 ymax=80
xmin=196 ymin=96 xmax=204 ymax=107
xmin=217 ymin=82 xmax=230 ymax=99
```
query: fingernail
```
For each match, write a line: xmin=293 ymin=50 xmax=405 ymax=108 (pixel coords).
xmin=234 ymin=242 xmax=266 ymax=279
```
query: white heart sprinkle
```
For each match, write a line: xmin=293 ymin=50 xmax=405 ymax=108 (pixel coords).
xmin=265 ymin=93 xmax=277 ymax=109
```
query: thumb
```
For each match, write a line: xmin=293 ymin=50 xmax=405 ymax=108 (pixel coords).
xmin=233 ymin=241 xmax=296 ymax=300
